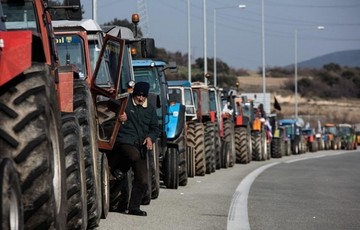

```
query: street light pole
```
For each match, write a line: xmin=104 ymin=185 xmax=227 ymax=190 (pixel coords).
xmin=213 ymin=4 xmax=246 ymax=87
xmin=203 ymin=0 xmax=208 ymax=85
xmin=187 ymin=0 xmax=191 ymax=81
xmin=261 ymin=0 xmax=266 ymax=108
xmin=213 ymin=8 xmax=217 ymax=87
xmin=92 ymin=0 xmax=97 ymax=21
xmin=294 ymin=29 xmax=298 ymax=121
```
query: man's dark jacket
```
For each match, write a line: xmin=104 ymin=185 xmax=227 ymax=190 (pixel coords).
xmin=116 ymin=95 xmax=159 ymax=145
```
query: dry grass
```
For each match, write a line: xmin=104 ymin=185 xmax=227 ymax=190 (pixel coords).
xmin=236 ymin=74 xmax=360 ymax=127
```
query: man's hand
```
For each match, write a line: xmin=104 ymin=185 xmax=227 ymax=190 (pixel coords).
xmin=143 ymin=137 xmax=153 ymax=150
xmin=119 ymin=113 xmax=127 ymax=123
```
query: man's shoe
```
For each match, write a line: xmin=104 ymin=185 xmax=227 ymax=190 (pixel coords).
xmin=128 ymin=209 xmax=147 ymax=216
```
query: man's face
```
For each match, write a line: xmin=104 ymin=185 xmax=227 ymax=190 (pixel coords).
xmin=134 ymin=95 xmax=146 ymax=106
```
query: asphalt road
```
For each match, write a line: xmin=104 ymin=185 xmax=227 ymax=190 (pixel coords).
xmin=98 ymin=149 xmax=360 ymax=230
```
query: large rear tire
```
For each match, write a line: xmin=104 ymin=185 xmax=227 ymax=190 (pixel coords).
xmin=61 ymin=114 xmax=87 ymax=229
xmin=204 ymin=122 xmax=215 ymax=174
xmin=100 ymin=152 xmax=109 ymax=219
xmin=220 ymin=140 xmax=230 ymax=168
xmin=0 ymin=64 xmax=66 ymax=229
xmin=0 ymin=158 xmax=23 ymax=230
xmin=186 ymin=123 xmax=196 ymax=177
xmin=235 ymin=127 xmax=249 ymax=164
xmin=164 ymin=147 xmax=179 ymax=189
xmin=150 ymin=142 xmax=160 ymax=199
xmin=224 ymin=120 xmax=235 ymax=167
xmin=193 ymin=123 xmax=206 ymax=176
xmin=252 ymin=132 xmax=262 ymax=161
xmin=73 ymin=79 xmax=101 ymax=229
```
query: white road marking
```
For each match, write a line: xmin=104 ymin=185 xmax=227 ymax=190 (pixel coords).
xmin=227 ymin=162 xmax=279 ymax=230
xmin=227 ymin=150 xmax=356 ymax=230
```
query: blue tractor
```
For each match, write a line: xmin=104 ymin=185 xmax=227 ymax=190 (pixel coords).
xmin=167 ymin=80 xmax=198 ymax=178
xmin=132 ymin=60 xmax=187 ymax=192
xmin=278 ymin=119 xmax=307 ymax=154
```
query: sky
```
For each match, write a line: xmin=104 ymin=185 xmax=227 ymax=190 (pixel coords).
xmin=82 ymin=0 xmax=360 ymax=71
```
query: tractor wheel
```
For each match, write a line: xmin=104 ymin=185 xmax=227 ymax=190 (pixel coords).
xmin=61 ymin=113 xmax=88 ymax=229
xmin=252 ymin=132 xmax=262 ymax=161
xmin=164 ymin=147 xmax=179 ymax=189
xmin=73 ymin=79 xmax=101 ymax=228
xmin=193 ymin=123 xmax=206 ymax=176
xmin=142 ymin=141 xmax=160 ymax=205
xmin=220 ymin=140 xmax=230 ymax=168
xmin=271 ymin=138 xmax=282 ymax=158
xmin=213 ymin=123 xmax=222 ymax=170
xmin=291 ymin=140 xmax=300 ymax=155
xmin=224 ymin=120 xmax=235 ymax=167
xmin=178 ymin=140 xmax=188 ymax=186
xmin=186 ymin=123 xmax=196 ymax=177
xmin=285 ymin=141 xmax=291 ymax=156
xmin=261 ymin=132 xmax=268 ymax=161
xmin=266 ymin=139 xmax=271 ymax=160
xmin=246 ymin=131 xmax=253 ymax=163
xmin=279 ymin=139 xmax=286 ymax=157
xmin=100 ymin=152 xmax=110 ymax=219
xmin=0 ymin=64 xmax=67 ymax=229
xmin=142 ymin=152 xmax=152 ymax=206
xmin=236 ymin=127 xmax=249 ymax=164
xmin=186 ymin=145 xmax=195 ymax=177
xmin=109 ymin=171 xmax=130 ymax=212
xmin=204 ymin=122 xmax=215 ymax=174
xmin=150 ymin=142 xmax=160 ymax=199
xmin=0 ymin=158 xmax=23 ymax=230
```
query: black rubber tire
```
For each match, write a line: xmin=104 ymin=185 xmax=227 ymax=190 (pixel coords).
xmin=246 ymin=131 xmax=253 ymax=163
xmin=109 ymin=172 xmax=130 ymax=212
xmin=61 ymin=113 xmax=87 ymax=229
xmin=271 ymin=138 xmax=282 ymax=158
xmin=261 ymin=132 xmax=268 ymax=161
xmin=100 ymin=152 xmax=109 ymax=219
xmin=235 ymin=127 xmax=249 ymax=164
xmin=193 ymin=123 xmax=206 ymax=176
xmin=213 ymin=123 xmax=222 ymax=170
xmin=0 ymin=158 xmax=23 ymax=230
xmin=142 ymin=142 xmax=160 ymax=205
xmin=0 ymin=64 xmax=67 ymax=229
xmin=186 ymin=145 xmax=195 ymax=177
xmin=164 ymin=147 xmax=179 ymax=189
xmin=204 ymin=122 xmax=215 ymax=174
xmin=220 ymin=140 xmax=230 ymax=168
xmin=252 ymin=132 xmax=262 ymax=161
xmin=185 ymin=122 xmax=196 ymax=177
xmin=73 ymin=79 xmax=101 ymax=229
xmin=150 ymin=142 xmax=160 ymax=199
xmin=224 ymin=119 xmax=236 ymax=167
xmin=178 ymin=138 xmax=188 ymax=186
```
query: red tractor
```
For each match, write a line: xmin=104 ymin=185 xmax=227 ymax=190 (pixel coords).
xmin=1 ymin=1 xmax=139 ymax=228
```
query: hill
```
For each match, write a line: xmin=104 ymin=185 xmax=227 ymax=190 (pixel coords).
xmin=290 ymin=49 xmax=360 ymax=69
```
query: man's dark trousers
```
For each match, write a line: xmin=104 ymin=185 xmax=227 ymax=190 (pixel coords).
xmin=107 ymin=143 xmax=148 ymax=210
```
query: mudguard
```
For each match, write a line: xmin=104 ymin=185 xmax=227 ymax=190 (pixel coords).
xmin=166 ymin=103 xmax=185 ymax=140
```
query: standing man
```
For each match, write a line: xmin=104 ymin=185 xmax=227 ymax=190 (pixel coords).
xmin=108 ymin=81 xmax=159 ymax=216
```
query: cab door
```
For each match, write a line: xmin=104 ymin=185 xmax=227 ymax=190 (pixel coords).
xmin=91 ymin=34 xmax=129 ymax=150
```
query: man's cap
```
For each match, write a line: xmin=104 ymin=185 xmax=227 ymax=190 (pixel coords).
xmin=133 ymin=81 xmax=150 ymax=97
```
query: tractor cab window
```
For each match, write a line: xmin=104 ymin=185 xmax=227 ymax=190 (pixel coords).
xmin=2 ymin=0 xmax=38 ymax=32
xmin=55 ymin=34 xmax=86 ymax=79
xmin=88 ymin=33 xmax=113 ymax=88
xmin=209 ymin=90 xmax=216 ymax=112
xmin=119 ymin=45 xmax=133 ymax=93
xmin=133 ymin=67 xmax=160 ymax=95
xmin=168 ymin=88 xmax=182 ymax=104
